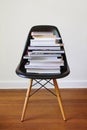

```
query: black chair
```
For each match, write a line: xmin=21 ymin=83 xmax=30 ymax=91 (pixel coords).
xmin=16 ymin=25 xmax=70 ymax=121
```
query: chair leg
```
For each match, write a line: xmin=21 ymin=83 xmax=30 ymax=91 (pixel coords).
xmin=53 ymin=79 xmax=66 ymax=121
xmin=21 ymin=79 xmax=33 ymax=122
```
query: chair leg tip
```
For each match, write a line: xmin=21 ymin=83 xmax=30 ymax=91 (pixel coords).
xmin=21 ymin=118 xmax=24 ymax=122
xmin=63 ymin=118 xmax=67 ymax=121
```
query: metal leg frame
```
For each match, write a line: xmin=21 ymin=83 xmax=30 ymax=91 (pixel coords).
xmin=21 ymin=78 xmax=66 ymax=121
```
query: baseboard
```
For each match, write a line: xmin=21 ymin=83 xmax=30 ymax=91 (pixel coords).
xmin=0 ymin=80 xmax=87 ymax=89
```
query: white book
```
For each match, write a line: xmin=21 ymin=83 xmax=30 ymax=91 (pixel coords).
xmin=28 ymin=61 xmax=64 ymax=65
xmin=30 ymin=41 xmax=63 ymax=47
xmin=28 ymin=46 xmax=61 ymax=50
xmin=26 ymin=69 xmax=61 ymax=74
xmin=29 ymin=50 xmax=61 ymax=54
xmin=24 ymin=62 xmax=63 ymax=69
xmin=29 ymin=54 xmax=62 ymax=57
xmin=23 ymin=54 xmax=62 ymax=59
xmin=28 ymin=50 xmax=64 ymax=57
xmin=28 ymin=57 xmax=63 ymax=63
xmin=30 ymin=39 xmax=60 ymax=46
xmin=25 ymin=63 xmax=64 ymax=69
xmin=25 ymin=65 xmax=61 ymax=69
xmin=31 ymin=37 xmax=61 ymax=41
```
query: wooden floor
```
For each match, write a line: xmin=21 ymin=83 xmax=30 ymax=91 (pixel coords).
xmin=0 ymin=88 xmax=87 ymax=130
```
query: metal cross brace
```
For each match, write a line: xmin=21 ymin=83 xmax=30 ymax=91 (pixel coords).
xmin=29 ymin=79 xmax=56 ymax=97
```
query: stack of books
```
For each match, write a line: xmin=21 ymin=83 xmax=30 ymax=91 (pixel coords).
xmin=23 ymin=31 xmax=64 ymax=74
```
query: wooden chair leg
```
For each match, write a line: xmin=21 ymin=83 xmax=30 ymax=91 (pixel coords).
xmin=21 ymin=79 xmax=33 ymax=122
xmin=53 ymin=79 xmax=66 ymax=121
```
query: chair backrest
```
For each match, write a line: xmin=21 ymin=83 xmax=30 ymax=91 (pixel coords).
xmin=16 ymin=25 xmax=70 ymax=79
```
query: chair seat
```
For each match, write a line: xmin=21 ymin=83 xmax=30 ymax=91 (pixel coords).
xmin=16 ymin=25 xmax=70 ymax=79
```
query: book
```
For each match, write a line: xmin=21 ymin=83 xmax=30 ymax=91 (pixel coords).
xmin=26 ymin=68 xmax=61 ymax=74
xmin=32 ymin=35 xmax=57 ymax=39
xmin=28 ymin=53 xmax=63 ymax=57
xmin=23 ymin=54 xmax=62 ymax=59
xmin=31 ymin=31 xmax=54 ymax=36
xmin=24 ymin=59 xmax=64 ymax=69
xmin=27 ymin=56 xmax=63 ymax=63
xmin=29 ymin=50 xmax=61 ymax=54
xmin=28 ymin=46 xmax=61 ymax=50
xmin=25 ymin=62 xmax=61 ymax=69
xmin=31 ymin=31 xmax=53 ymax=35
xmin=28 ymin=50 xmax=64 ymax=57
xmin=31 ymin=32 xmax=62 ymax=40
xmin=30 ymin=39 xmax=62 ymax=46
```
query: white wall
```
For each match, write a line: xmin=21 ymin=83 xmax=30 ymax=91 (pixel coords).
xmin=0 ymin=0 xmax=87 ymax=88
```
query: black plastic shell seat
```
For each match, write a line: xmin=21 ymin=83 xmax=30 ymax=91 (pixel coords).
xmin=16 ymin=25 xmax=70 ymax=79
